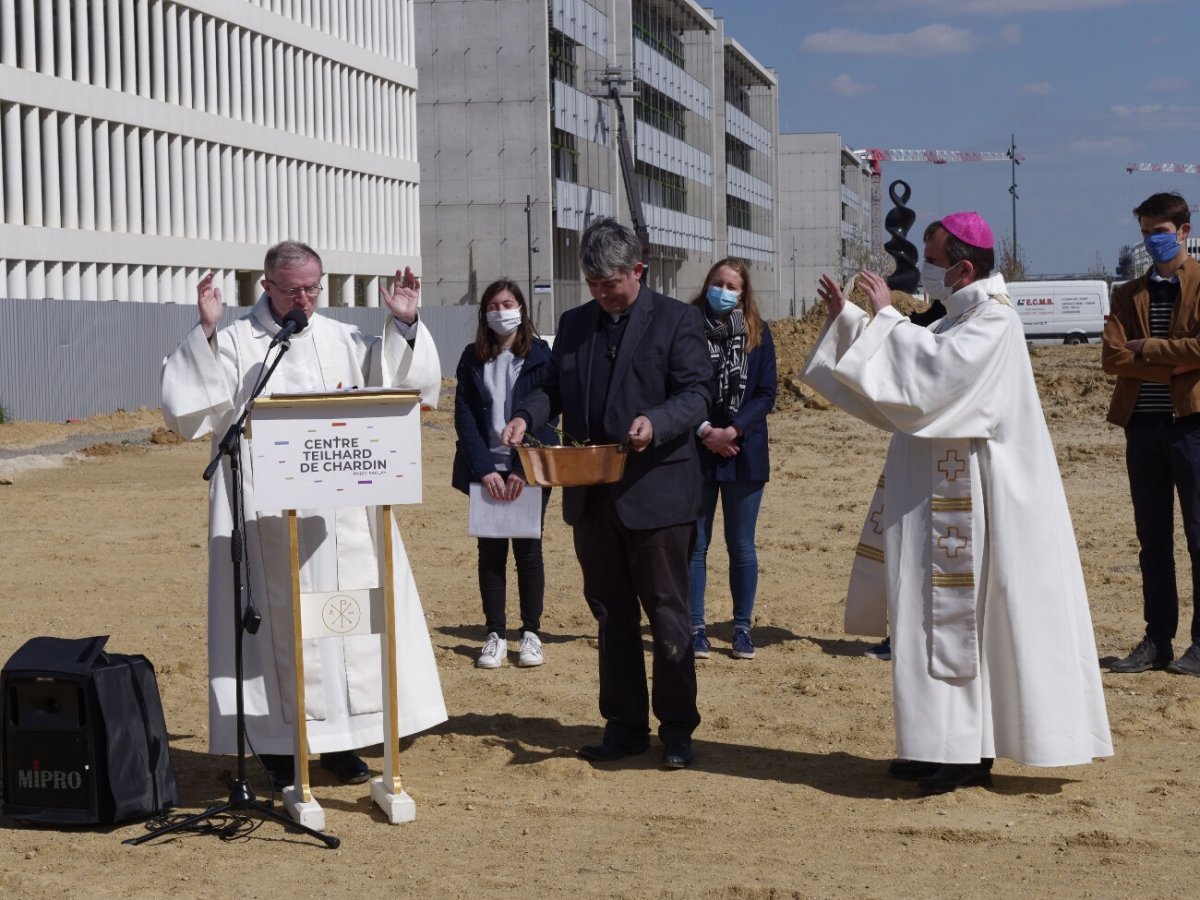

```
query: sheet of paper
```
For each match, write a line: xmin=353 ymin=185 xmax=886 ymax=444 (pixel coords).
xmin=468 ymin=484 xmax=544 ymax=539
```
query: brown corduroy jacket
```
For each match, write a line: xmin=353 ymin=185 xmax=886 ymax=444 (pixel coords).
xmin=1102 ymin=255 xmax=1200 ymax=426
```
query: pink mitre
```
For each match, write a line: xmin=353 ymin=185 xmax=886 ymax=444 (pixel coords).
xmin=941 ymin=211 xmax=994 ymax=249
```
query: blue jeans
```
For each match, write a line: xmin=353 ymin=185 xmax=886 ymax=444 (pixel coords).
xmin=689 ymin=480 xmax=765 ymax=632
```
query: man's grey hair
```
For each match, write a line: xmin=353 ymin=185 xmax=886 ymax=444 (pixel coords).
xmin=264 ymin=241 xmax=323 ymax=280
xmin=579 ymin=218 xmax=642 ymax=280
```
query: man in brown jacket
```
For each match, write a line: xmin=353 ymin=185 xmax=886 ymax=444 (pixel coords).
xmin=1102 ymin=192 xmax=1200 ymax=675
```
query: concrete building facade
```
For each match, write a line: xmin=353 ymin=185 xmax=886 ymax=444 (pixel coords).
xmin=0 ymin=0 xmax=423 ymax=308
xmin=415 ymin=0 xmax=780 ymax=330
xmin=778 ymin=132 xmax=872 ymax=316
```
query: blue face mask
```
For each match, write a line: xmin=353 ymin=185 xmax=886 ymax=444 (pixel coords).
xmin=706 ymin=285 xmax=740 ymax=314
xmin=1145 ymin=231 xmax=1182 ymax=265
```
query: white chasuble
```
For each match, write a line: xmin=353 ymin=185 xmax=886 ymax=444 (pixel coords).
xmin=163 ymin=296 xmax=447 ymax=755
xmin=801 ymin=275 xmax=1112 ymax=767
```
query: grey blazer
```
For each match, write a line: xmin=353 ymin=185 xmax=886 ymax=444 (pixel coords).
xmin=515 ymin=285 xmax=713 ymax=528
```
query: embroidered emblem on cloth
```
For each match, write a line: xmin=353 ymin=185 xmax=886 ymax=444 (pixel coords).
xmin=930 ymin=439 xmax=978 ymax=679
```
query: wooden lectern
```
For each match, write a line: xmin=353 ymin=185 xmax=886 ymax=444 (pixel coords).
xmin=248 ymin=388 xmax=423 ymax=827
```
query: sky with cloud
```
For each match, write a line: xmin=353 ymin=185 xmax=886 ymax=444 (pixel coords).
xmin=706 ymin=0 xmax=1199 ymax=277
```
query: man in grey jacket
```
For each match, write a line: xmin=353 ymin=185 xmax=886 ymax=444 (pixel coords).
xmin=502 ymin=218 xmax=712 ymax=768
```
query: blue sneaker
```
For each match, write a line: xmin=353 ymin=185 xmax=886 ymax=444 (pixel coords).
xmin=692 ymin=630 xmax=711 ymax=659
xmin=731 ymin=628 xmax=756 ymax=660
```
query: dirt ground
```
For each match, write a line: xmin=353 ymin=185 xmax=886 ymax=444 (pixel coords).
xmin=1 ymin=323 xmax=1198 ymax=899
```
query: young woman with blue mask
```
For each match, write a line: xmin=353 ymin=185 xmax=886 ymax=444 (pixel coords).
xmin=688 ymin=260 xmax=778 ymax=660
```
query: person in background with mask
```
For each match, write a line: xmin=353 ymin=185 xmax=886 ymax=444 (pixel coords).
xmin=688 ymin=259 xmax=777 ymax=661
xmin=1103 ymin=192 xmax=1200 ymax=676
xmin=802 ymin=212 xmax=1111 ymax=794
xmin=452 ymin=280 xmax=558 ymax=669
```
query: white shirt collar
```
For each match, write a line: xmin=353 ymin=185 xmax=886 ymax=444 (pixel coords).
xmin=1149 ymin=268 xmax=1181 ymax=285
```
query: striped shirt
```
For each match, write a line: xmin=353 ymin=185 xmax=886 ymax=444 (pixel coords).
xmin=1133 ymin=272 xmax=1180 ymax=414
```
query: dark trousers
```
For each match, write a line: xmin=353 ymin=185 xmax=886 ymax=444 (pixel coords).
xmin=479 ymin=488 xmax=551 ymax=638
xmin=572 ymin=486 xmax=700 ymax=746
xmin=1125 ymin=413 xmax=1200 ymax=647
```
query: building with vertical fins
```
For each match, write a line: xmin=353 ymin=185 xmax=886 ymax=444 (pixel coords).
xmin=0 ymin=0 xmax=421 ymax=308
xmin=415 ymin=0 xmax=780 ymax=329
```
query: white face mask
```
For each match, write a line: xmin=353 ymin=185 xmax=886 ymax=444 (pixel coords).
xmin=919 ymin=260 xmax=962 ymax=302
xmin=486 ymin=308 xmax=523 ymax=336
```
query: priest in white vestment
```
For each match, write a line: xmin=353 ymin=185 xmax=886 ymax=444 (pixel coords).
xmin=801 ymin=213 xmax=1112 ymax=794
xmin=162 ymin=241 xmax=447 ymax=787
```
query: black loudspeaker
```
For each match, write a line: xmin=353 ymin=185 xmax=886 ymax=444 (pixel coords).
xmin=1 ymin=636 xmax=178 ymax=825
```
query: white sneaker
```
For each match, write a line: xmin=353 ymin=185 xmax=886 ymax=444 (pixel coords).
xmin=476 ymin=632 xmax=507 ymax=669
xmin=517 ymin=631 xmax=544 ymax=667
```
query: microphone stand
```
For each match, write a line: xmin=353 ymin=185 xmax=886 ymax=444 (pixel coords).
xmin=127 ymin=336 xmax=339 ymax=849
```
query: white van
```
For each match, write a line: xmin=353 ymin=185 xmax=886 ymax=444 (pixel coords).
xmin=1006 ymin=280 xmax=1110 ymax=345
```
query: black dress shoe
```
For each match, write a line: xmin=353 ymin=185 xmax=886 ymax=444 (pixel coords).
xmin=260 ymin=754 xmax=295 ymax=791
xmin=319 ymin=751 xmax=372 ymax=784
xmin=887 ymin=758 xmax=941 ymax=780
xmin=578 ymin=738 xmax=650 ymax=762
xmin=917 ymin=759 xmax=994 ymax=795
xmin=662 ymin=742 xmax=694 ymax=769
xmin=1109 ymin=637 xmax=1172 ymax=673
xmin=1167 ymin=642 xmax=1200 ymax=676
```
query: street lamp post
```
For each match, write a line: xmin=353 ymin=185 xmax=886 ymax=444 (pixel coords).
xmin=790 ymin=236 xmax=798 ymax=317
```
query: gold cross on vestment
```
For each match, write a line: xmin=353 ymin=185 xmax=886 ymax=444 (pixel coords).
xmin=937 ymin=527 xmax=969 ymax=559
xmin=937 ymin=450 xmax=967 ymax=481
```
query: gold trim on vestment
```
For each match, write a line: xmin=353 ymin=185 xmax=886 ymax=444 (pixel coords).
xmin=931 ymin=497 xmax=973 ymax=512
xmin=931 ymin=572 xmax=976 ymax=588
xmin=855 ymin=542 xmax=885 ymax=563
xmin=929 ymin=437 xmax=979 ymax=679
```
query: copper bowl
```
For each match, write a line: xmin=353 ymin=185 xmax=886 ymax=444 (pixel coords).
xmin=516 ymin=443 xmax=628 ymax=487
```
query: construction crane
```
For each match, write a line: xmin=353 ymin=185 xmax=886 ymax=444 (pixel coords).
xmin=1125 ymin=163 xmax=1200 ymax=212
xmin=852 ymin=147 xmax=1022 ymax=249
xmin=1127 ymin=162 xmax=1200 ymax=175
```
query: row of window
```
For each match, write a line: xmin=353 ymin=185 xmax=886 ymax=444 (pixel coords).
xmin=243 ymin=0 xmax=416 ymax=63
xmin=2 ymin=260 xmax=237 ymax=303
xmin=2 ymin=0 xmax=417 ymax=158
xmin=0 ymin=104 xmax=418 ymax=254
xmin=1 ymin=260 xmax=387 ymax=304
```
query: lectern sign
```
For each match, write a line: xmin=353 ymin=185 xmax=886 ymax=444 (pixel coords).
xmin=249 ymin=389 xmax=422 ymax=510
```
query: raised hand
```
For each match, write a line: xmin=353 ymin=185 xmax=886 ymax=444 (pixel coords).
xmin=816 ymin=273 xmax=845 ymax=323
xmin=381 ymin=267 xmax=420 ymax=324
xmin=198 ymin=271 xmax=223 ymax=337
xmin=857 ymin=269 xmax=893 ymax=314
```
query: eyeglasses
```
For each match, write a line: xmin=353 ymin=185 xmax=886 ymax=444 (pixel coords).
xmin=267 ymin=280 xmax=323 ymax=298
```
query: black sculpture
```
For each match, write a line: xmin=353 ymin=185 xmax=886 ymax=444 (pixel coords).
xmin=884 ymin=179 xmax=920 ymax=293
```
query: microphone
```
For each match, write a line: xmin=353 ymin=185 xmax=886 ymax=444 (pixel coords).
xmin=269 ymin=308 xmax=308 ymax=348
